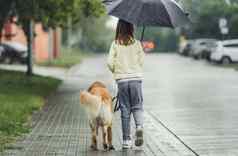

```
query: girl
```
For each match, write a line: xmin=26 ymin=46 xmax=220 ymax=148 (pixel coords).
xmin=107 ymin=19 xmax=145 ymax=149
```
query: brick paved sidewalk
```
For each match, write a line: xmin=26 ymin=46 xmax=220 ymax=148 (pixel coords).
xmin=1 ymin=57 xmax=196 ymax=156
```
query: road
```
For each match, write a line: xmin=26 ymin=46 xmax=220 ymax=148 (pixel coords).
xmin=2 ymin=53 xmax=238 ymax=156
xmin=143 ymin=54 xmax=238 ymax=156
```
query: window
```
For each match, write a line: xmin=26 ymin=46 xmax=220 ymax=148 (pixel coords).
xmin=200 ymin=42 xmax=206 ymax=45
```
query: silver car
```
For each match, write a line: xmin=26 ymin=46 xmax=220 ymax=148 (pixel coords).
xmin=0 ymin=42 xmax=27 ymax=64
xmin=190 ymin=39 xmax=217 ymax=59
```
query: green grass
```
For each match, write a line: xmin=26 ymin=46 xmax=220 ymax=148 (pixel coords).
xmin=38 ymin=48 xmax=90 ymax=68
xmin=219 ymin=64 xmax=238 ymax=71
xmin=234 ymin=65 xmax=238 ymax=71
xmin=0 ymin=70 xmax=61 ymax=151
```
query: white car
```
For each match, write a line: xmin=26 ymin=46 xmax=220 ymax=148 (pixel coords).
xmin=210 ymin=39 xmax=238 ymax=64
xmin=190 ymin=39 xmax=217 ymax=59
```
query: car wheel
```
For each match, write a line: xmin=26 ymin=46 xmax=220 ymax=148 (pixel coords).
xmin=3 ymin=57 xmax=12 ymax=64
xmin=221 ymin=56 xmax=231 ymax=65
xmin=193 ymin=55 xmax=198 ymax=60
xmin=206 ymin=54 xmax=211 ymax=61
xmin=198 ymin=54 xmax=202 ymax=60
xmin=0 ymin=57 xmax=3 ymax=63
xmin=201 ymin=51 xmax=208 ymax=59
xmin=20 ymin=58 xmax=27 ymax=64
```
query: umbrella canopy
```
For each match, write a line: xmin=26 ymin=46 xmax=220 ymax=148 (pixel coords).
xmin=103 ymin=0 xmax=190 ymax=40
xmin=103 ymin=0 xmax=190 ymax=28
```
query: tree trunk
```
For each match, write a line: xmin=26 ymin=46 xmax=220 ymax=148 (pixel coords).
xmin=0 ymin=32 xmax=2 ymax=43
xmin=67 ymin=17 xmax=72 ymax=48
xmin=0 ymin=24 xmax=3 ymax=43
xmin=26 ymin=20 xmax=34 ymax=76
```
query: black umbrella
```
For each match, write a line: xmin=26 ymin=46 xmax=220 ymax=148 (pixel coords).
xmin=103 ymin=0 xmax=190 ymax=41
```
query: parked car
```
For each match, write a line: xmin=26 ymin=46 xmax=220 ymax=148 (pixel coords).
xmin=201 ymin=40 xmax=218 ymax=61
xmin=0 ymin=46 xmax=4 ymax=61
xmin=180 ymin=40 xmax=194 ymax=56
xmin=210 ymin=39 xmax=238 ymax=64
xmin=190 ymin=39 xmax=217 ymax=59
xmin=0 ymin=42 xmax=27 ymax=64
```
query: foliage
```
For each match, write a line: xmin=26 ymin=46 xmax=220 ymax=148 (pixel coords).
xmin=0 ymin=70 xmax=61 ymax=151
xmin=0 ymin=0 xmax=14 ymax=42
xmin=13 ymin=0 xmax=104 ymax=28
xmin=0 ymin=0 xmax=106 ymax=41
xmin=70 ymin=17 xmax=114 ymax=52
xmin=135 ymin=27 xmax=179 ymax=52
xmin=0 ymin=0 xmax=105 ymax=75
xmin=181 ymin=0 xmax=238 ymax=39
xmin=213 ymin=63 xmax=238 ymax=71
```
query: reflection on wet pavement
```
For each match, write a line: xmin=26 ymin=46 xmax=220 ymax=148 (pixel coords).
xmin=144 ymin=54 xmax=238 ymax=156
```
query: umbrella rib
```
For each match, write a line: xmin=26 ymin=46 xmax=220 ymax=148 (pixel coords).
xmin=104 ymin=0 xmax=190 ymax=28
xmin=105 ymin=0 xmax=123 ymax=14
xmin=160 ymin=0 xmax=189 ymax=27
xmin=102 ymin=0 xmax=114 ymax=4
xmin=137 ymin=2 xmax=145 ymax=25
xmin=160 ymin=0 xmax=175 ymax=27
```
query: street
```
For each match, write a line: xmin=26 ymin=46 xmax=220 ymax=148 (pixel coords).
xmin=2 ymin=53 xmax=238 ymax=156
xmin=143 ymin=54 xmax=238 ymax=156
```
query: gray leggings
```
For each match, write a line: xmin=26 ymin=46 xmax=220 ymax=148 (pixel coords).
xmin=117 ymin=80 xmax=144 ymax=141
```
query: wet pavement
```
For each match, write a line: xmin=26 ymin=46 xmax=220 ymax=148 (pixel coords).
xmin=2 ymin=54 xmax=238 ymax=156
xmin=143 ymin=54 xmax=238 ymax=156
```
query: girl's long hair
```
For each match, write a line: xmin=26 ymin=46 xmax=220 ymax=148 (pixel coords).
xmin=115 ymin=19 xmax=135 ymax=45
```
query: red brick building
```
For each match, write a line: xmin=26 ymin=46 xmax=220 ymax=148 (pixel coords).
xmin=1 ymin=20 xmax=61 ymax=63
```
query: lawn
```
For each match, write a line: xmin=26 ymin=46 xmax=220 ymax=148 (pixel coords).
xmin=220 ymin=64 xmax=238 ymax=71
xmin=38 ymin=48 xmax=90 ymax=68
xmin=233 ymin=65 xmax=238 ymax=70
xmin=0 ymin=70 xmax=61 ymax=151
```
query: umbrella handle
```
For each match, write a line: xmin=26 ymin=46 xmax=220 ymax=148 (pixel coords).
xmin=140 ymin=26 xmax=146 ymax=42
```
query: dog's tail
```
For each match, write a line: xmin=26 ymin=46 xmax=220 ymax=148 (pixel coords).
xmin=80 ymin=91 xmax=101 ymax=106
xmin=88 ymin=81 xmax=106 ymax=92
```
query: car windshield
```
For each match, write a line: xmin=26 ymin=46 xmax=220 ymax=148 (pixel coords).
xmin=207 ymin=41 xmax=217 ymax=48
xmin=4 ymin=42 xmax=27 ymax=52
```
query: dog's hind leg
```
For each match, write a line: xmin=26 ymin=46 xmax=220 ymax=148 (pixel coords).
xmin=90 ymin=124 xmax=97 ymax=150
xmin=107 ymin=126 xmax=115 ymax=150
xmin=102 ymin=126 xmax=108 ymax=150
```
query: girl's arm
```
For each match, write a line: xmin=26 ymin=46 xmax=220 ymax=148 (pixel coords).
xmin=107 ymin=42 xmax=117 ymax=73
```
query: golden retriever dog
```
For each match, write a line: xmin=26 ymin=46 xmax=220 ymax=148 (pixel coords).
xmin=80 ymin=81 xmax=115 ymax=151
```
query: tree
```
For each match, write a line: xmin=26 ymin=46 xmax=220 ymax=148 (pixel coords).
xmin=180 ymin=0 xmax=238 ymax=39
xmin=134 ymin=27 xmax=179 ymax=52
xmin=10 ymin=0 xmax=105 ymax=75
xmin=0 ymin=0 xmax=14 ymax=43
xmin=226 ymin=3 xmax=238 ymax=38
xmin=66 ymin=15 xmax=113 ymax=53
